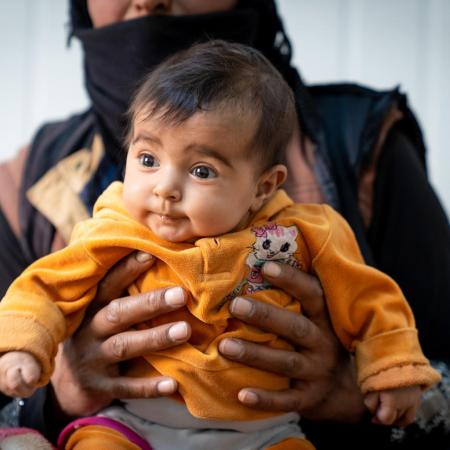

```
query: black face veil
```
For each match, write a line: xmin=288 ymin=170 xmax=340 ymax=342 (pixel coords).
xmin=69 ymin=0 xmax=315 ymax=157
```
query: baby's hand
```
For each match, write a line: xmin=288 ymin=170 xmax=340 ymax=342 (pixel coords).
xmin=0 ymin=351 xmax=41 ymax=398
xmin=364 ymin=386 xmax=421 ymax=427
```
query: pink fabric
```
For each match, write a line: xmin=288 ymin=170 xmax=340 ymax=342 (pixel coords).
xmin=57 ymin=416 xmax=152 ymax=450
xmin=0 ymin=427 xmax=55 ymax=449
xmin=0 ymin=427 xmax=43 ymax=437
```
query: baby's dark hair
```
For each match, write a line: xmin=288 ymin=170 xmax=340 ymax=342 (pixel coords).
xmin=125 ymin=39 xmax=296 ymax=170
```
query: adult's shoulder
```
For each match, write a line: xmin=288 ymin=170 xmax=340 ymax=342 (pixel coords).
xmin=307 ymin=82 xmax=425 ymax=171
xmin=303 ymin=82 xmax=427 ymax=261
xmin=25 ymin=109 xmax=97 ymax=186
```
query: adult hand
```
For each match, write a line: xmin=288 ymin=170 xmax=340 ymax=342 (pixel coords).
xmin=218 ymin=261 xmax=366 ymax=423
xmin=50 ymin=251 xmax=191 ymax=419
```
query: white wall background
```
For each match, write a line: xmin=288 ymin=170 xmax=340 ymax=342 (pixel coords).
xmin=1 ymin=0 xmax=449 ymax=216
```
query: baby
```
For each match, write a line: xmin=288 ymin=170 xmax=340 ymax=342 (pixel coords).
xmin=0 ymin=40 xmax=440 ymax=450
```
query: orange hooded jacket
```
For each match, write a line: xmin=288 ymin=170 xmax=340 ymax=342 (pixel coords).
xmin=0 ymin=182 xmax=439 ymax=421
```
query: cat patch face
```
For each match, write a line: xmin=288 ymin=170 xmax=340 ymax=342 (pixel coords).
xmin=222 ymin=223 xmax=301 ymax=300
xmin=243 ymin=224 xmax=300 ymax=293
xmin=251 ymin=224 xmax=298 ymax=261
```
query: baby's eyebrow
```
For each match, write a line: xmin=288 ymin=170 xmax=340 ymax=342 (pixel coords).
xmin=190 ymin=146 xmax=233 ymax=168
xmin=132 ymin=133 xmax=160 ymax=146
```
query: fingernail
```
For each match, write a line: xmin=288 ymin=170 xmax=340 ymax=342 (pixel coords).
xmin=263 ymin=261 xmax=281 ymax=277
xmin=168 ymin=322 xmax=189 ymax=341
xmin=219 ymin=339 xmax=243 ymax=357
xmin=135 ymin=252 xmax=153 ymax=263
xmin=157 ymin=379 xmax=176 ymax=394
xmin=238 ymin=389 xmax=259 ymax=405
xmin=165 ymin=287 xmax=185 ymax=306
xmin=230 ymin=297 xmax=252 ymax=317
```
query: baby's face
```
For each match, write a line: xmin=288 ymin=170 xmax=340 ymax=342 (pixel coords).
xmin=123 ymin=109 xmax=262 ymax=242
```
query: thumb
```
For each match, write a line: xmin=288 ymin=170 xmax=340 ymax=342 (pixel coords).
xmin=364 ymin=391 xmax=379 ymax=414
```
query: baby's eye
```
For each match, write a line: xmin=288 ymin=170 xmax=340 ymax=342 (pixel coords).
xmin=191 ymin=165 xmax=217 ymax=179
xmin=139 ymin=153 xmax=159 ymax=167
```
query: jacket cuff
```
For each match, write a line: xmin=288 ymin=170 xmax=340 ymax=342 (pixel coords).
xmin=0 ymin=315 xmax=57 ymax=384
xmin=360 ymin=363 xmax=441 ymax=394
xmin=356 ymin=328 xmax=440 ymax=392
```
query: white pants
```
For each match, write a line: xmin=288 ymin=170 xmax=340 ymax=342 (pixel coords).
xmin=99 ymin=400 xmax=305 ymax=450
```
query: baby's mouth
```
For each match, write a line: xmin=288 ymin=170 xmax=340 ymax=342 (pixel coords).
xmin=159 ymin=214 xmax=181 ymax=223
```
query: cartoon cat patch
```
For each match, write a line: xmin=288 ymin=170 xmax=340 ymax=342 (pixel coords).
xmin=245 ymin=224 xmax=300 ymax=293
xmin=224 ymin=224 xmax=301 ymax=302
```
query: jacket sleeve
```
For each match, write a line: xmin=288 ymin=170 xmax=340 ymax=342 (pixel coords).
xmin=0 ymin=238 xmax=108 ymax=384
xmin=309 ymin=205 xmax=440 ymax=393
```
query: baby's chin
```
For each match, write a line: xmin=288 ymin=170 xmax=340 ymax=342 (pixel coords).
xmin=151 ymin=226 xmax=198 ymax=243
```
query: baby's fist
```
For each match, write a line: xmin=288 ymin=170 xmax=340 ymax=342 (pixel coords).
xmin=364 ymin=386 xmax=421 ymax=427
xmin=0 ymin=351 xmax=41 ymax=398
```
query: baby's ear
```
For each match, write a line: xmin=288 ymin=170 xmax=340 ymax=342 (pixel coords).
xmin=250 ymin=165 xmax=287 ymax=213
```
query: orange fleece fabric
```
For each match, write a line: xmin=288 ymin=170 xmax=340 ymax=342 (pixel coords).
xmin=65 ymin=425 xmax=141 ymax=450
xmin=0 ymin=182 xmax=440 ymax=421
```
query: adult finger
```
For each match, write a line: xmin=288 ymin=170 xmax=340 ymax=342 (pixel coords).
xmin=91 ymin=375 xmax=178 ymax=399
xmin=237 ymin=388 xmax=305 ymax=412
xmin=99 ymin=321 xmax=191 ymax=363
xmin=262 ymin=261 xmax=325 ymax=321
xmin=90 ymin=286 xmax=187 ymax=338
xmin=218 ymin=338 xmax=316 ymax=379
xmin=94 ymin=251 xmax=155 ymax=309
xmin=231 ymin=358 xmax=365 ymax=423
xmin=228 ymin=297 xmax=321 ymax=349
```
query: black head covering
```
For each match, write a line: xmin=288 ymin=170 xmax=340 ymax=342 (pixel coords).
xmin=68 ymin=0 xmax=319 ymax=155
xmin=69 ymin=0 xmax=90 ymax=29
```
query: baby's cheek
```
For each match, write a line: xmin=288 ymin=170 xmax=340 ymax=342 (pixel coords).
xmin=191 ymin=203 xmax=236 ymax=235
xmin=123 ymin=192 xmax=146 ymax=224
